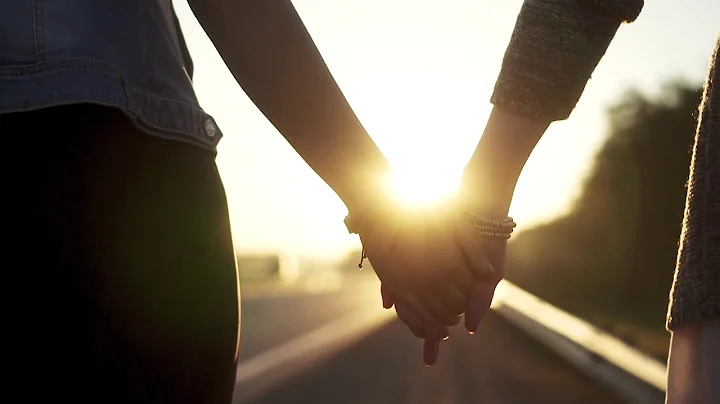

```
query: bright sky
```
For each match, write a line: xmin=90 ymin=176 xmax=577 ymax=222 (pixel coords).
xmin=173 ymin=0 xmax=719 ymax=259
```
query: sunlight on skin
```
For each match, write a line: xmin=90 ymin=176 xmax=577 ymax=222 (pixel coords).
xmin=173 ymin=0 xmax=717 ymax=259
xmin=172 ymin=0 xmax=569 ymax=259
xmin=384 ymin=166 xmax=461 ymax=209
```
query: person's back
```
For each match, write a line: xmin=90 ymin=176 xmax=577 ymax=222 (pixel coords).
xmin=1 ymin=2 xmax=239 ymax=403
xmin=0 ymin=0 xmax=221 ymax=148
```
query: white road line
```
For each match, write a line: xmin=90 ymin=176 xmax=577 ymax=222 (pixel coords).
xmin=491 ymin=280 xmax=667 ymax=401
xmin=233 ymin=305 xmax=394 ymax=402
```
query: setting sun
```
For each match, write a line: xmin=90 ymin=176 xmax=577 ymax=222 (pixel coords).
xmin=171 ymin=0 xmax=716 ymax=257
xmin=384 ymin=166 xmax=461 ymax=209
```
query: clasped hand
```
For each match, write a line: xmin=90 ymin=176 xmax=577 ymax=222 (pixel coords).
xmin=358 ymin=202 xmax=507 ymax=365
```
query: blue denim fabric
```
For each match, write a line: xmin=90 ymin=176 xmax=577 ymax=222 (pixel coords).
xmin=0 ymin=0 xmax=222 ymax=149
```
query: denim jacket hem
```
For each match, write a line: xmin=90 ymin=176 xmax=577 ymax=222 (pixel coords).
xmin=0 ymin=58 xmax=222 ymax=150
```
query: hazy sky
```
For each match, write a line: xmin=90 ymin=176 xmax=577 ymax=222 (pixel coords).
xmin=173 ymin=0 xmax=719 ymax=259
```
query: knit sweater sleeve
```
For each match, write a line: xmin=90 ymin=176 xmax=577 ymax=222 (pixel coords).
xmin=491 ymin=0 xmax=644 ymax=121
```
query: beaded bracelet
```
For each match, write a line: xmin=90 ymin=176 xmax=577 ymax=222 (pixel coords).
xmin=343 ymin=211 xmax=517 ymax=269
xmin=467 ymin=213 xmax=516 ymax=239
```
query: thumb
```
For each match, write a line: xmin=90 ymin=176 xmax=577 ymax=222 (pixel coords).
xmin=454 ymin=224 xmax=496 ymax=278
xmin=380 ymin=283 xmax=395 ymax=309
xmin=464 ymin=280 xmax=499 ymax=334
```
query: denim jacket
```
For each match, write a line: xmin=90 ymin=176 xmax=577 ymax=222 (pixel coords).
xmin=0 ymin=0 xmax=222 ymax=149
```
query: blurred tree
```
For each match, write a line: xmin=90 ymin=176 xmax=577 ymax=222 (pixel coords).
xmin=505 ymin=82 xmax=704 ymax=332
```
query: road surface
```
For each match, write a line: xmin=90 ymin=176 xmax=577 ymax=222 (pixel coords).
xmin=234 ymin=272 xmax=625 ymax=404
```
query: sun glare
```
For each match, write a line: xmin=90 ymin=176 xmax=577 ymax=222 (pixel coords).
xmin=384 ymin=166 xmax=461 ymax=210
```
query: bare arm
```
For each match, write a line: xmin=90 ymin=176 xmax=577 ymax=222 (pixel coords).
xmin=188 ymin=0 xmax=389 ymax=214
xmin=460 ymin=0 xmax=645 ymax=215
xmin=460 ymin=107 xmax=548 ymax=216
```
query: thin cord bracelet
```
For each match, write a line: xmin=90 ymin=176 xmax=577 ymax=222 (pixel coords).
xmin=343 ymin=212 xmax=517 ymax=269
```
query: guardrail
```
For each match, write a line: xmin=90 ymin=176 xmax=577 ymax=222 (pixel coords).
xmin=491 ymin=281 xmax=668 ymax=404
xmin=235 ymin=275 xmax=669 ymax=403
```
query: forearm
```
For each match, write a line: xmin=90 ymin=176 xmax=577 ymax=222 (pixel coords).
xmin=462 ymin=0 xmax=645 ymax=215
xmin=460 ymin=107 xmax=549 ymax=216
xmin=492 ymin=0 xmax=644 ymax=121
xmin=190 ymin=0 xmax=389 ymax=213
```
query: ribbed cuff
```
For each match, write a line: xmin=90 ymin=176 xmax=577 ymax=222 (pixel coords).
xmin=667 ymin=300 xmax=720 ymax=331
xmin=490 ymin=0 xmax=624 ymax=122
xmin=593 ymin=0 xmax=644 ymax=23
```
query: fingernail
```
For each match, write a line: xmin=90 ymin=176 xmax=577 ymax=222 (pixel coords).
xmin=380 ymin=285 xmax=391 ymax=308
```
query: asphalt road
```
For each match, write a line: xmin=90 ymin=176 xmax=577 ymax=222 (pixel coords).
xmin=234 ymin=272 xmax=625 ymax=404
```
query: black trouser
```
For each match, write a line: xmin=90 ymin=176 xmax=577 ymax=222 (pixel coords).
xmin=1 ymin=105 xmax=240 ymax=403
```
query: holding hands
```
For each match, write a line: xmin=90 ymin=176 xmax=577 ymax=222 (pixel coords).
xmin=345 ymin=198 xmax=513 ymax=365
xmin=343 ymin=107 xmax=550 ymax=365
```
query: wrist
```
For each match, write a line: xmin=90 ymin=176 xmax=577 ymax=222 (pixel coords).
xmin=335 ymin=161 xmax=392 ymax=218
xmin=297 ymin=118 xmax=391 ymax=217
xmin=459 ymin=168 xmax=514 ymax=217
xmin=460 ymin=106 xmax=550 ymax=216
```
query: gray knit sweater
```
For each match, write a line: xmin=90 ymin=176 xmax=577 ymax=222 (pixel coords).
xmin=491 ymin=0 xmax=719 ymax=330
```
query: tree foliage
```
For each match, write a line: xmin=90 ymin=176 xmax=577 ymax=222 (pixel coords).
xmin=505 ymin=82 xmax=704 ymax=329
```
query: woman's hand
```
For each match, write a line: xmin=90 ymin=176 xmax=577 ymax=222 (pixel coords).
xmin=381 ymin=236 xmax=507 ymax=366
xmin=360 ymin=205 xmax=496 ymax=326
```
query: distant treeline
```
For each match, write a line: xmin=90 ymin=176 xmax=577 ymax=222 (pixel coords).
xmin=505 ymin=82 xmax=704 ymax=337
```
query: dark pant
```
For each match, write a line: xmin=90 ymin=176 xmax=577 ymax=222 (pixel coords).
xmin=1 ymin=105 xmax=240 ymax=403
